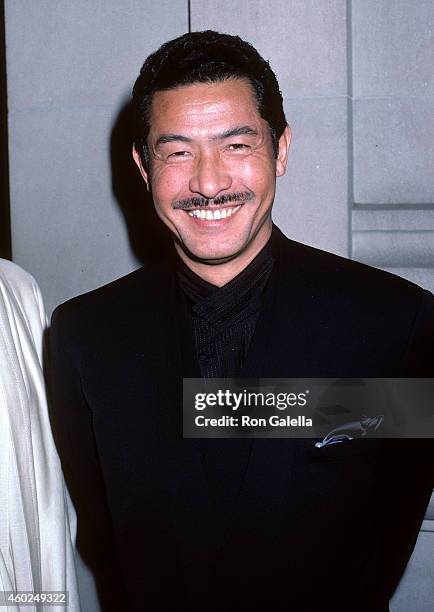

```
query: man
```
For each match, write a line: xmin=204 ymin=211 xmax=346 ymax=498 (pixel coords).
xmin=0 ymin=259 xmax=80 ymax=611
xmin=50 ymin=31 xmax=433 ymax=611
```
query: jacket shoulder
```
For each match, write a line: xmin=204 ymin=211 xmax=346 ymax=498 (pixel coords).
xmin=274 ymin=230 xmax=433 ymax=374
xmin=276 ymin=229 xmax=429 ymax=305
xmin=51 ymin=264 xmax=152 ymax=332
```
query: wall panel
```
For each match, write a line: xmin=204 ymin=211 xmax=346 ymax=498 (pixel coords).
xmin=6 ymin=0 xmax=188 ymax=314
xmin=350 ymin=0 xmax=434 ymax=292
xmin=352 ymin=0 xmax=434 ymax=98
xmin=353 ymin=98 xmax=434 ymax=205
xmin=191 ymin=0 xmax=347 ymax=97
xmin=273 ymin=98 xmax=348 ymax=253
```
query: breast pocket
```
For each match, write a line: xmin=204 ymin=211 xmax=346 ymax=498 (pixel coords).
xmin=305 ymin=437 xmax=384 ymax=464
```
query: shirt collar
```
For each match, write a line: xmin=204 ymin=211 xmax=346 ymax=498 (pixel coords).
xmin=176 ymin=233 xmax=275 ymax=329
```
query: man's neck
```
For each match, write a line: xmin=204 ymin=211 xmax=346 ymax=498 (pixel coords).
xmin=175 ymin=224 xmax=273 ymax=287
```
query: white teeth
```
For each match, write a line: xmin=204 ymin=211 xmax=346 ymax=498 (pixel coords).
xmin=227 ymin=206 xmax=241 ymax=217
xmin=188 ymin=205 xmax=241 ymax=220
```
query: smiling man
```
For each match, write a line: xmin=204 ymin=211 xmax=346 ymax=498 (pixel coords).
xmin=133 ymin=77 xmax=290 ymax=285
xmin=50 ymin=31 xmax=433 ymax=611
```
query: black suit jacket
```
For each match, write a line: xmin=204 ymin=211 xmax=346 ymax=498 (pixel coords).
xmin=50 ymin=227 xmax=434 ymax=611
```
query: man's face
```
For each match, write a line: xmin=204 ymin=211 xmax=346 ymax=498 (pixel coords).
xmin=133 ymin=78 xmax=290 ymax=267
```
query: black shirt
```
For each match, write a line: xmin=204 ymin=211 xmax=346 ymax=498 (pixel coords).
xmin=176 ymin=237 xmax=274 ymax=378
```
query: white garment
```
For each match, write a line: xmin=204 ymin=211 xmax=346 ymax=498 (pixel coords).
xmin=0 ymin=260 xmax=80 ymax=611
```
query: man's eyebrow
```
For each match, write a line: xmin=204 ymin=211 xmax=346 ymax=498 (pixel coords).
xmin=154 ymin=126 xmax=258 ymax=148
xmin=154 ymin=134 xmax=192 ymax=148
xmin=213 ymin=126 xmax=259 ymax=140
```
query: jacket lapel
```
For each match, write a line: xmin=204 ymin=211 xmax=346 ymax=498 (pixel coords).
xmin=197 ymin=229 xmax=306 ymax=561
xmin=143 ymin=254 xmax=236 ymax=583
xmin=221 ymin=229 xmax=314 ymax=555
xmin=240 ymin=226 xmax=310 ymax=379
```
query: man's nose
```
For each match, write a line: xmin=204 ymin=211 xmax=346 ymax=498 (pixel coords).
xmin=189 ymin=151 xmax=232 ymax=199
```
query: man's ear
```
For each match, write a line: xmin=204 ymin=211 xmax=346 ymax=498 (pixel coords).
xmin=132 ymin=144 xmax=150 ymax=191
xmin=275 ymin=126 xmax=291 ymax=177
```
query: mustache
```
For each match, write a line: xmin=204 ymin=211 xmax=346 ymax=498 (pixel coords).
xmin=172 ymin=190 xmax=254 ymax=210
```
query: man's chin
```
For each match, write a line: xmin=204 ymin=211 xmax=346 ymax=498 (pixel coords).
xmin=175 ymin=240 xmax=245 ymax=266
xmin=184 ymin=250 xmax=242 ymax=266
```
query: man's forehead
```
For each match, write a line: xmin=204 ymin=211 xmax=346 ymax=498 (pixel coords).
xmin=148 ymin=78 xmax=263 ymax=136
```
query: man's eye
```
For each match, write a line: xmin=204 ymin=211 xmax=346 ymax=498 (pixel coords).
xmin=227 ymin=143 xmax=251 ymax=152
xmin=167 ymin=151 xmax=190 ymax=159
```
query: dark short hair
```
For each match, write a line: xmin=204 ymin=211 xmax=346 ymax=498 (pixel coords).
xmin=132 ymin=30 xmax=287 ymax=168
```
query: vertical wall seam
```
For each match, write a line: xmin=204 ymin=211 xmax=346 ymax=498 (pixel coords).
xmin=346 ymin=0 xmax=354 ymax=260
xmin=188 ymin=0 xmax=191 ymax=32
xmin=0 ymin=0 xmax=12 ymax=260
